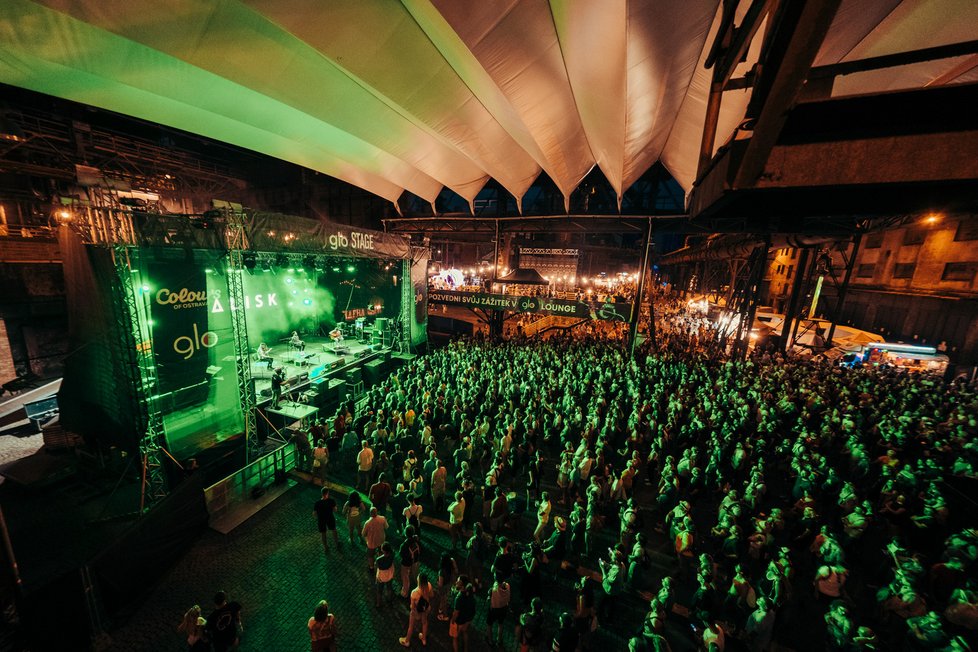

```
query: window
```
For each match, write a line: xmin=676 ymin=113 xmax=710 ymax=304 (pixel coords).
xmin=787 ymin=265 xmax=794 ymax=279
xmin=954 ymin=220 xmax=978 ymax=241
xmin=864 ymin=233 xmax=883 ymax=249
xmin=857 ymin=263 xmax=875 ymax=278
xmin=942 ymin=262 xmax=978 ymax=282
xmin=903 ymin=228 xmax=926 ymax=245
xmin=892 ymin=262 xmax=916 ymax=279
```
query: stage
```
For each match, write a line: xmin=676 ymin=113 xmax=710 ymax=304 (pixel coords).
xmin=249 ymin=335 xmax=380 ymax=398
xmin=164 ymin=334 xmax=392 ymax=459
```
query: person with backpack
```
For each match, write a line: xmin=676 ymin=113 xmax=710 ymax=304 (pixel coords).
xmin=308 ymin=600 xmax=337 ymax=652
xmin=400 ymin=573 xmax=434 ymax=647
xmin=516 ymin=597 xmax=544 ymax=651
xmin=399 ymin=527 xmax=422 ymax=598
xmin=403 ymin=495 xmax=424 ymax=537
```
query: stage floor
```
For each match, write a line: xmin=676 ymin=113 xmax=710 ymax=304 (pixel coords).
xmin=164 ymin=336 xmax=384 ymax=460
xmin=250 ymin=336 xmax=376 ymax=399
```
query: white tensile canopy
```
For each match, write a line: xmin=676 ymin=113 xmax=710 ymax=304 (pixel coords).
xmin=1 ymin=0 xmax=975 ymax=211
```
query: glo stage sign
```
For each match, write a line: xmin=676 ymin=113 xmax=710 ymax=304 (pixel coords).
xmin=429 ymin=290 xmax=630 ymax=322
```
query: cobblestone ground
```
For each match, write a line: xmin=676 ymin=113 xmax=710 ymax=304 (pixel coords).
xmin=102 ymin=466 xmax=697 ymax=652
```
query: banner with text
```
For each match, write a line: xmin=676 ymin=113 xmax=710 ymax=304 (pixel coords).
xmin=428 ymin=290 xmax=631 ymax=322
xmin=248 ymin=212 xmax=410 ymax=259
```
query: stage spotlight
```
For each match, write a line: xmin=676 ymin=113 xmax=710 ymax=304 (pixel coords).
xmin=275 ymin=253 xmax=289 ymax=268
xmin=260 ymin=260 xmax=272 ymax=273
xmin=242 ymin=252 xmax=257 ymax=271
xmin=347 ymin=264 xmax=356 ymax=273
xmin=303 ymin=255 xmax=317 ymax=270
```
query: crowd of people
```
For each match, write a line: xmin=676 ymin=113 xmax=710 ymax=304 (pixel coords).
xmin=185 ymin=291 xmax=977 ymax=651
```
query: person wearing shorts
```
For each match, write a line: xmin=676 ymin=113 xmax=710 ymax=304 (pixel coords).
xmin=487 ymin=580 xmax=511 ymax=646
xmin=313 ymin=487 xmax=339 ymax=553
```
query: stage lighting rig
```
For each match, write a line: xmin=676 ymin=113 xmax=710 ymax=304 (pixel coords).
xmin=242 ymin=252 xmax=257 ymax=271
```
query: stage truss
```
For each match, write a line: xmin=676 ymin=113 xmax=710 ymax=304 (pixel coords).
xmin=78 ymin=206 xmax=416 ymax=502
xmin=224 ymin=208 xmax=261 ymax=464
xmin=112 ymin=246 xmax=168 ymax=509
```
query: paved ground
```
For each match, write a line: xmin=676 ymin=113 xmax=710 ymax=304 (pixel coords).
xmin=101 ymin=467 xmax=696 ymax=652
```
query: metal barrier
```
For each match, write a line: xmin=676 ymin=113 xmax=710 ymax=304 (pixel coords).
xmin=203 ymin=442 xmax=296 ymax=528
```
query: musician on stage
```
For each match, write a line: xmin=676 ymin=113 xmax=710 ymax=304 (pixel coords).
xmin=329 ymin=326 xmax=345 ymax=351
xmin=257 ymin=342 xmax=273 ymax=369
xmin=289 ymin=330 xmax=306 ymax=352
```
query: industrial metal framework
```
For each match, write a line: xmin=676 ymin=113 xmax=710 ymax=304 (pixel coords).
xmin=726 ymin=242 xmax=770 ymax=359
xmin=111 ymin=245 xmax=168 ymax=508
xmin=223 ymin=208 xmax=261 ymax=463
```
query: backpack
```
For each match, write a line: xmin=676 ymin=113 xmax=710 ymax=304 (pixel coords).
xmin=407 ymin=506 xmax=422 ymax=531
xmin=415 ymin=594 xmax=430 ymax=613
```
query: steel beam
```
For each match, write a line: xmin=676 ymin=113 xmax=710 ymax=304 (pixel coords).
xmin=733 ymin=0 xmax=843 ymax=189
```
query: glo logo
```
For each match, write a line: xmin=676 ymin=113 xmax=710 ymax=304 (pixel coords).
xmin=173 ymin=324 xmax=218 ymax=360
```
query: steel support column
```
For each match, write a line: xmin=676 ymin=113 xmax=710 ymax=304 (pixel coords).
xmin=826 ymin=231 xmax=862 ymax=345
xmin=112 ymin=245 xmax=167 ymax=508
xmin=779 ymin=250 xmax=809 ymax=353
xmin=730 ymin=240 xmax=769 ymax=359
xmin=779 ymin=248 xmax=811 ymax=353
xmin=630 ymin=218 xmax=654 ymax=356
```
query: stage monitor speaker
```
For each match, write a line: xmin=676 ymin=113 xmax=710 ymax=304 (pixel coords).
xmin=345 ymin=368 xmax=362 ymax=385
xmin=328 ymin=378 xmax=347 ymax=403
xmin=363 ymin=359 xmax=386 ymax=385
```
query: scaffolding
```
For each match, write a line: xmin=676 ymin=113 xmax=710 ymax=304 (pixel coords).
xmin=111 ymin=246 xmax=168 ymax=508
